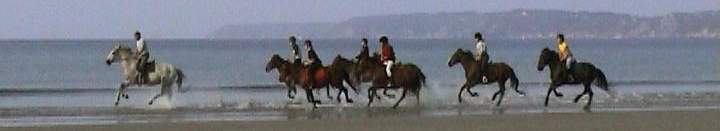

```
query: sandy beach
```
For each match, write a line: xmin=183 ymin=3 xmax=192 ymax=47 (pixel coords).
xmin=6 ymin=110 xmax=719 ymax=131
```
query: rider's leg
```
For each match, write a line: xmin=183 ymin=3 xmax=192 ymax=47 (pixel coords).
xmin=566 ymin=56 xmax=575 ymax=81
xmin=385 ymin=60 xmax=394 ymax=87
xmin=136 ymin=53 xmax=148 ymax=84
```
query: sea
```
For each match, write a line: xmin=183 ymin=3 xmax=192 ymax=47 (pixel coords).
xmin=0 ymin=38 xmax=718 ymax=127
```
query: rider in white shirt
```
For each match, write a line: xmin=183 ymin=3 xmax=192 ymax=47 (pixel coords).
xmin=135 ymin=31 xmax=150 ymax=84
xmin=474 ymin=32 xmax=489 ymax=83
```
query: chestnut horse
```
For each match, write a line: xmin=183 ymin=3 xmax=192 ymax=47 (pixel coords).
xmin=266 ymin=54 xmax=357 ymax=108
xmin=357 ymin=54 xmax=427 ymax=108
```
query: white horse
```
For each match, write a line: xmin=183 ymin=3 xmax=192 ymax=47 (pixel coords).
xmin=105 ymin=45 xmax=185 ymax=106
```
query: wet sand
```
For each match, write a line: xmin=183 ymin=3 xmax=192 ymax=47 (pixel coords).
xmin=7 ymin=110 xmax=720 ymax=131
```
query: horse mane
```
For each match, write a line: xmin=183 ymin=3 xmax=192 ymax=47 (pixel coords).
xmin=453 ymin=48 xmax=475 ymax=58
xmin=116 ymin=44 xmax=132 ymax=51
xmin=542 ymin=47 xmax=559 ymax=56
xmin=334 ymin=55 xmax=350 ymax=62
xmin=271 ymin=54 xmax=289 ymax=64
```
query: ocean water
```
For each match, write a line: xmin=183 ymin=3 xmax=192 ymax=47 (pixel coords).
xmin=0 ymin=38 xmax=718 ymax=126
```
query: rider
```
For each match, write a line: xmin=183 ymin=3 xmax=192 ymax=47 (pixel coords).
xmin=134 ymin=31 xmax=150 ymax=84
xmin=378 ymin=36 xmax=396 ymax=86
xmin=355 ymin=38 xmax=370 ymax=60
xmin=289 ymin=35 xmax=302 ymax=64
xmin=304 ymin=40 xmax=322 ymax=86
xmin=557 ymin=33 xmax=575 ymax=81
xmin=474 ymin=32 xmax=489 ymax=83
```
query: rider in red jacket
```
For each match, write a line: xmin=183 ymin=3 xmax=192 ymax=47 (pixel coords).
xmin=378 ymin=36 xmax=395 ymax=86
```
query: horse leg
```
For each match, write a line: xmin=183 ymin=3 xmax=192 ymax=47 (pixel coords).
xmin=384 ymin=88 xmax=395 ymax=98
xmin=552 ymin=85 xmax=564 ymax=97
xmin=305 ymin=88 xmax=319 ymax=108
xmin=544 ymin=85 xmax=554 ymax=107
xmin=415 ymin=86 xmax=420 ymax=105
xmin=466 ymin=84 xmax=479 ymax=97
xmin=585 ymin=83 xmax=594 ymax=109
xmin=343 ymin=87 xmax=354 ymax=103
xmin=148 ymin=93 xmax=162 ymax=105
xmin=336 ymin=86 xmax=343 ymax=103
xmin=574 ymin=87 xmax=589 ymax=103
xmin=286 ymin=83 xmax=296 ymax=99
xmin=367 ymin=87 xmax=376 ymax=107
xmin=495 ymin=83 xmax=507 ymax=107
xmin=491 ymin=82 xmax=502 ymax=101
xmin=114 ymin=83 xmax=127 ymax=106
xmin=457 ymin=84 xmax=467 ymax=103
xmin=149 ymin=81 xmax=172 ymax=105
xmin=392 ymin=88 xmax=409 ymax=109
xmin=326 ymin=85 xmax=333 ymax=100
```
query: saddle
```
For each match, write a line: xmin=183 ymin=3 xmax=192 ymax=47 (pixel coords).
xmin=561 ymin=60 xmax=577 ymax=82
xmin=142 ymin=60 xmax=156 ymax=73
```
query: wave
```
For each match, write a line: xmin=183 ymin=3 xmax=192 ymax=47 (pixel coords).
xmin=0 ymin=84 xmax=288 ymax=94
xmin=1 ymin=80 xmax=718 ymax=94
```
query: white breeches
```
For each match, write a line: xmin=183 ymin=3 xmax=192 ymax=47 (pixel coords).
xmin=565 ymin=56 xmax=575 ymax=68
xmin=384 ymin=60 xmax=394 ymax=77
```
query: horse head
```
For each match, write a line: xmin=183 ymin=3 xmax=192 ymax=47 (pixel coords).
xmin=358 ymin=52 xmax=380 ymax=70
xmin=538 ymin=47 xmax=558 ymax=71
xmin=448 ymin=48 xmax=471 ymax=67
xmin=105 ymin=44 xmax=131 ymax=66
xmin=266 ymin=54 xmax=286 ymax=72
xmin=332 ymin=55 xmax=352 ymax=66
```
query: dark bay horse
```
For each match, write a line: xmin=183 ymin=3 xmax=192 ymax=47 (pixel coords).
xmin=266 ymin=54 xmax=357 ymax=107
xmin=448 ymin=49 xmax=525 ymax=106
xmin=357 ymin=54 xmax=427 ymax=108
xmin=537 ymin=48 xmax=610 ymax=109
xmin=355 ymin=53 xmax=396 ymax=99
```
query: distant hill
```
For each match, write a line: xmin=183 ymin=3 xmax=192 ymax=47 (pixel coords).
xmin=209 ymin=9 xmax=720 ymax=39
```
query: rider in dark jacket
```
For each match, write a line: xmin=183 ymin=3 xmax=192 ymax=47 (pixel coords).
xmin=305 ymin=40 xmax=322 ymax=87
xmin=356 ymin=38 xmax=370 ymax=60
xmin=289 ymin=36 xmax=302 ymax=64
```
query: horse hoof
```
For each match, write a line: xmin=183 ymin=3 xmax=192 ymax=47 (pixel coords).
xmin=114 ymin=102 xmax=119 ymax=106
xmin=517 ymin=91 xmax=526 ymax=95
xmin=347 ymin=99 xmax=354 ymax=103
xmin=556 ymin=94 xmax=564 ymax=97
xmin=148 ymin=101 xmax=154 ymax=105
xmin=470 ymin=93 xmax=479 ymax=97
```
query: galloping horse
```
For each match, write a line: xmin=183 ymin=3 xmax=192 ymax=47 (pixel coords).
xmin=357 ymin=54 xmax=426 ymax=108
xmin=266 ymin=54 xmax=357 ymax=108
xmin=355 ymin=53 xmax=396 ymax=99
xmin=537 ymin=48 xmax=609 ymax=108
xmin=105 ymin=45 xmax=185 ymax=106
xmin=448 ymin=49 xmax=524 ymax=106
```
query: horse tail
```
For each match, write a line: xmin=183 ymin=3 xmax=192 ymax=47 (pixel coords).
xmin=510 ymin=70 xmax=519 ymax=91
xmin=175 ymin=68 xmax=188 ymax=93
xmin=593 ymin=68 xmax=609 ymax=91
xmin=416 ymin=66 xmax=427 ymax=93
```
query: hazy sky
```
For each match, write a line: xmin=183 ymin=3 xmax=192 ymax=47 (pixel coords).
xmin=0 ymin=0 xmax=717 ymax=39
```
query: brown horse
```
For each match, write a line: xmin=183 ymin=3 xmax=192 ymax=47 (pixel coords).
xmin=448 ymin=48 xmax=525 ymax=106
xmin=537 ymin=48 xmax=610 ymax=109
xmin=357 ymin=54 xmax=426 ymax=108
xmin=355 ymin=53 xmax=396 ymax=99
xmin=266 ymin=54 xmax=358 ymax=107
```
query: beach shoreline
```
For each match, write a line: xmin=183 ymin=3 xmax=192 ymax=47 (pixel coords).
xmin=7 ymin=109 xmax=719 ymax=131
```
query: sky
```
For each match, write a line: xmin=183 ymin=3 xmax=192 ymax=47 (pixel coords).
xmin=0 ymin=0 xmax=717 ymax=39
